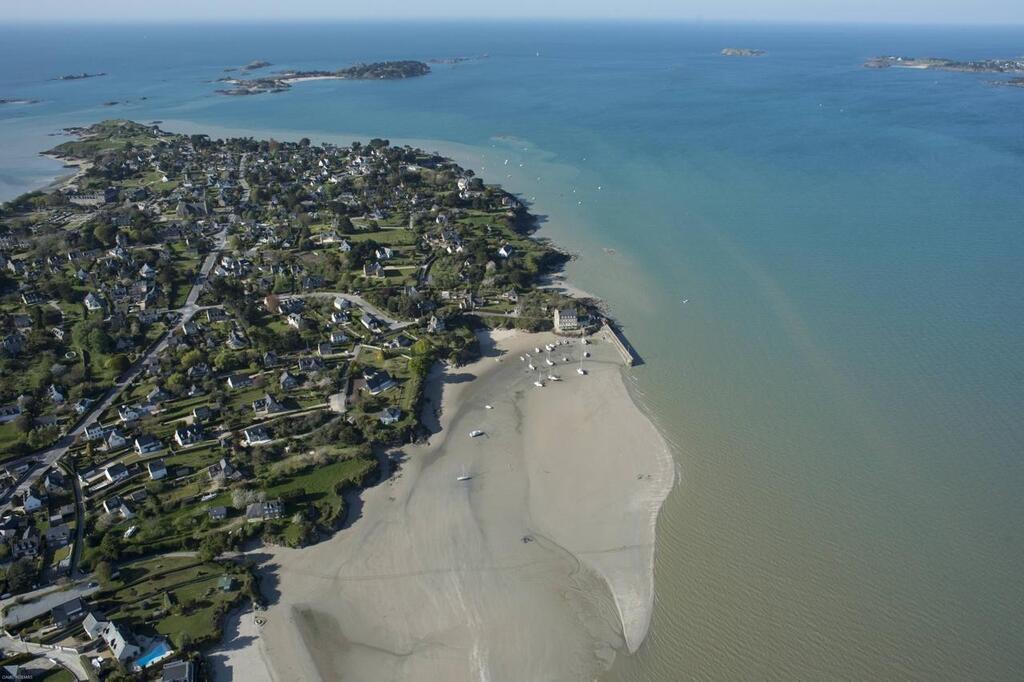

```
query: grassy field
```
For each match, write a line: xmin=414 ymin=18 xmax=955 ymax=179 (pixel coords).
xmin=102 ymin=556 xmax=247 ymax=647
xmin=262 ymin=454 xmax=376 ymax=528
xmin=348 ymin=228 xmax=418 ymax=246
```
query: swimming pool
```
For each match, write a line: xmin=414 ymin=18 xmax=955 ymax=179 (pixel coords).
xmin=134 ymin=640 xmax=173 ymax=669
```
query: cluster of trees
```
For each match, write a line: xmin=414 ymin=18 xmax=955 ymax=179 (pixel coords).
xmin=0 ymin=557 xmax=39 ymax=594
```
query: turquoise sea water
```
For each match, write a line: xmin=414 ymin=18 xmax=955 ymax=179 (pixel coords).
xmin=2 ymin=21 xmax=1023 ymax=679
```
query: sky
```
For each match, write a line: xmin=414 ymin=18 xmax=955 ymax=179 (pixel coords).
xmin=4 ymin=0 xmax=1024 ymax=24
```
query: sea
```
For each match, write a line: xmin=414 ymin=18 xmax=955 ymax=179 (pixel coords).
xmin=2 ymin=20 xmax=1023 ymax=680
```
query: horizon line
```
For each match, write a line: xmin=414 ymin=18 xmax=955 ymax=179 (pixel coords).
xmin=2 ymin=17 xmax=1023 ymax=28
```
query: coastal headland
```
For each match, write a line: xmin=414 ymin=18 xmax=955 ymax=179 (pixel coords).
xmin=863 ymin=55 xmax=1024 ymax=89
xmin=863 ymin=55 xmax=1024 ymax=72
xmin=0 ymin=118 xmax=673 ymax=679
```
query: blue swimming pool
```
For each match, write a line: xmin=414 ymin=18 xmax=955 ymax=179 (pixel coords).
xmin=135 ymin=640 xmax=172 ymax=668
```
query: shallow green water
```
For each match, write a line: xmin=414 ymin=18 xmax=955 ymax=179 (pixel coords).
xmin=2 ymin=21 xmax=1023 ymax=679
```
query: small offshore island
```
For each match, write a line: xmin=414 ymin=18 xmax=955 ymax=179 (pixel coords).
xmin=215 ymin=60 xmax=431 ymax=95
xmin=53 ymin=72 xmax=107 ymax=81
xmin=721 ymin=47 xmax=766 ymax=57
xmin=993 ymin=77 xmax=1024 ymax=88
xmin=0 ymin=119 xmax=671 ymax=680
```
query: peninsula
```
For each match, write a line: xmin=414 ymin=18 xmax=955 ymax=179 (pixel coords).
xmin=864 ymin=55 xmax=1024 ymax=73
xmin=0 ymin=119 xmax=671 ymax=680
xmin=214 ymin=60 xmax=431 ymax=95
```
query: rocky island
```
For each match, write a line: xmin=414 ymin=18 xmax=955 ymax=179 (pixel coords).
xmin=53 ymin=72 xmax=106 ymax=81
xmin=215 ymin=60 xmax=431 ymax=95
xmin=992 ymin=77 xmax=1024 ymax=88
xmin=240 ymin=59 xmax=272 ymax=71
xmin=721 ymin=48 xmax=766 ymax=57
xmin=428 ymin=54 xmax=488 ymax=64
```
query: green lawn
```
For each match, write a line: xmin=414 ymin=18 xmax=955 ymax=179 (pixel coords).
xmin=102 ymin=556 xmax=247 ymax=647
xmin=261 ymin=455 xmax=376 ymax=526
xmin=348 ymin=228 xmax=418 ymax=246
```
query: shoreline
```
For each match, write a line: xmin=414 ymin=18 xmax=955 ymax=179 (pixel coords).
xmin=11 ymin=117 xmax=676 ymax=679
xmin=212 ymin=327 xmax=674 ymax=680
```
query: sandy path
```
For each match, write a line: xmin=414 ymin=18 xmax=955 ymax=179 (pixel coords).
xmin=214 ymin=329 xmax=673 ymax=681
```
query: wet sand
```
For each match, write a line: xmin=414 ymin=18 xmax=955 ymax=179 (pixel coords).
xmin=215 ymin=329 xmax=673 ymax=681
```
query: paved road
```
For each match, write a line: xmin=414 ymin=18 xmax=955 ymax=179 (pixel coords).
xmin=185 ymin=226 xmax=228 ymax=310
xmin=0 ymin=581 xmax=99 ymax=629
xmin=238 ymin=153 xmax=250 ymax=203
xmin=0 ymin=634 xmax=88 ymax=680
xmin=282 ymin=291 xmax=415 ymax=332
xmin=67 ymin=465 xmax=86 ymax=577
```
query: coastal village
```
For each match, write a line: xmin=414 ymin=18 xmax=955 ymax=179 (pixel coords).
xmin=0 ymin=120 xmax=609 ymax=680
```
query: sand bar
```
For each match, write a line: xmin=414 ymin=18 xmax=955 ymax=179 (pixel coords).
xmin=213 ymin=328 xmax=674 ymax=681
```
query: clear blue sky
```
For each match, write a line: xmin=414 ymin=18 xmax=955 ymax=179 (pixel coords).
xmin=5 ymin=0 xmax=1023 ymax=24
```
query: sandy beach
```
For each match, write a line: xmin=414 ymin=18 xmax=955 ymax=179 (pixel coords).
xmin=213 ymin=328 xmax=674 ymax=681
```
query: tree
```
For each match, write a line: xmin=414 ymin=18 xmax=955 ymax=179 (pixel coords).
xmin=98 ymin=531 xmax=121 ymax=562
xmin=411 ymin=339 xmax=433 ymax=356
xmin=6 ymin=558 xmax=36 ymax=593
xmin=95 ymin=560 xmax=113 ymax=585
xmin=174 ymin=631 xmax=193 ymax=651
xmin=198 ymin=533 xmax=227 ymax=562
xmin=12 ymin=413 xmax=32 ymax=434
xmin=88 ymin=328 xmax=114 ymax=354
xmin=231 ymin=487 xmax=264 ymax=510
xmin=335 ymin=216 xmax=354 ymax=234
xmin=180 ymin=349 xmax=204 ymax=369
xmin=106 ymin=354 xmax=129 ymax=372
xmin=212 ymin=349 xmax=239 ymax=372
xmin=93 ymin=223 xmax=117 ymax=247
xmin=165 ymin=372 xmax=186 ymax=395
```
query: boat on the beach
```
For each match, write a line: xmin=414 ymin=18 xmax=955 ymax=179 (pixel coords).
xmin=545 ymin=358 xmax=555 ymax=366
xmin=528 ymin=363 xmax=536 ymax=370
xmin=548 ymin=374 xmax=561 ymax=381
xmin=456 ymin=474 xmax=472 ymax=481
xmin=470 ymin=430 xmax=485 ymax=438
xmin=534 ymin=380 xmax=545 ymax=387
xmin=484 ymin=404 xmax=493 ymax=410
